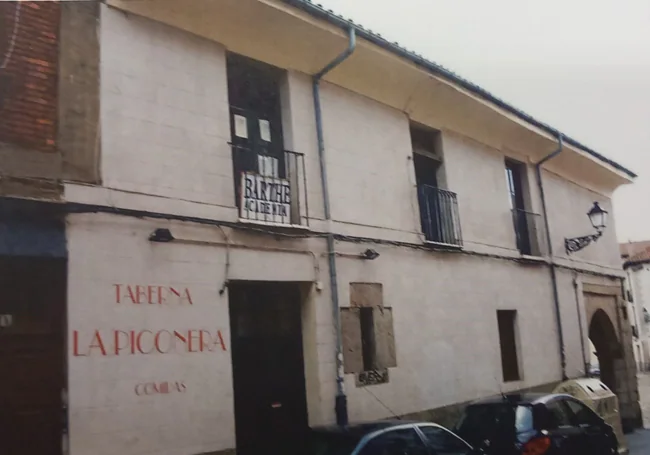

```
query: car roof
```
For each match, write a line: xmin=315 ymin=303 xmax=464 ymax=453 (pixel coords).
xmin=467 ymin=393 xmax=570 ymax=406
xmin=310 ymin=420 xmax=420 ymax=438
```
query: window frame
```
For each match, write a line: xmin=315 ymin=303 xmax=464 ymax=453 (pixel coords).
xmin=354 ymin=425 xmax=429 ymax=455
xmin=504 ymin=158 xmax=537 ymax=255
xmin=496 ymin=310 xmax=522 ymax=382
xmin=562 ymin=397 xmax=603 ymax=427
xmin=342 ymin=283 xmax=396 ymax=380
xmin=545 ymin=399 xmax=574 ymax=429
xmin=415 ymin=423 xmax=474 ymax=454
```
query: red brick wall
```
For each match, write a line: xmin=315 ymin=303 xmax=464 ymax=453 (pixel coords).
xmin=0 ymin=1 xmax=60 ymax=152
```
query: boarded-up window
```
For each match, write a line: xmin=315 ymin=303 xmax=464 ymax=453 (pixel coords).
xmin=374 ymin=306 xmax=396 ymax=369
xmin=341 ymin=307 xmax=363 ymax=374
xmin=342 ymin=283 xmax=396 ymax=375
xmin=497 ymin=310 xmax=521 ymax=382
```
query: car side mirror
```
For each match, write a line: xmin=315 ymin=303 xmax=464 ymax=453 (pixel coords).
xmin=532 ymin=404 xmax=551 ymax=431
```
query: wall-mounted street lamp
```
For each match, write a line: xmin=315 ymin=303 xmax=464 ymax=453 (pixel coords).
xmin=565 ymin=202 xmax=608 ymax=254
xmin=149 ymin=228 xmax=175 ymax=243
xmin=360 ymin=249 xmax=380 ymax=260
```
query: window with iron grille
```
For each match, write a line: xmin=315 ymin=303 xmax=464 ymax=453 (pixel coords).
xmin=410 ymin=125 xmax=462 ymax=247
xmin=505 ymin=159 xmax=541 ymax=256
xmin=226 ymin=53 xmax=308 ymax=227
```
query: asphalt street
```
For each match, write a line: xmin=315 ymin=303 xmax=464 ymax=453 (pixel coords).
xmin=626 ymin=373 xmax=650 ymax=454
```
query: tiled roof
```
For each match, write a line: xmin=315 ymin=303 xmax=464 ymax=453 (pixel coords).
xmin=621 ymin=241 xmax=650 ymax=267
xmin=284 ymin=0 xmax=637 ymax=179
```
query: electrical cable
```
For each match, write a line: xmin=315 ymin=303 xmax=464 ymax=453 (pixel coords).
xmin=0 ymin=1 xmax=22 ymax=70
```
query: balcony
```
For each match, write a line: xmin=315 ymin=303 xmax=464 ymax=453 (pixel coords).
xmin=418 ymin=185 xmax=462 ymax=247
xmin=231 ymin=144 xmax=309 ymax=227
xmin=512 ymin=208 xmax=543 ymax=256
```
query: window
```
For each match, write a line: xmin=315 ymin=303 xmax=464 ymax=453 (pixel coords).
xmin=563 ymin=399 xmax=601 ymax=426
xmin=455 ymin=403 xmax=516 ymax=448
xmin=359 ymin=428 xmax=428 ymax=455
xmin=497 ymin=310 xmax=521 ymax=382
xmin=515 ymin=406 xmax=534 ymax=433
xmin=341 ymin=283 xmax=396 ymax=384
xmin=417 ymin=425 xmax=472 ymax=455
xmin=411 ymin=124 xmax=462 ymax=246
xmin=227 ymin=53 xmax=307 ymax=226
xmin=545 ymin=401 xmax=573 ymax=428
xmin=505 ymin=159 xmax=539 ymax=255
xmin=360 ymin=307 xmax=377 ymax=371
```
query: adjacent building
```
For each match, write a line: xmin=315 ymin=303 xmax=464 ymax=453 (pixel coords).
xmin=621 ymin=241 xmax=650 ymax=372
xmin=0 ymin=1 xmax=642 ymax=454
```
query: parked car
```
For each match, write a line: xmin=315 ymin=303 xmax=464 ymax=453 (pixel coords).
xmin=588 ymin=364 xmax=601 ymax=378
xmin=454 ymin=393 xmax=618 ymax=455
xmin=309 ymin=420 xmax=480 ymax=455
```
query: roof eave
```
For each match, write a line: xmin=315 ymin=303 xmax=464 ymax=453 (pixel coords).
xmin=283 ymin=0 xmax=637 ymax=180
xmin=624 ymin=259 xmax=650 ymax=270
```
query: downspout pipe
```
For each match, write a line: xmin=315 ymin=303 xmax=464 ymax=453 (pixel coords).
xmin=535 ymin=134 xmax=568 ymax=380
xmin=313 ymin=28 xmax=356 ymax=426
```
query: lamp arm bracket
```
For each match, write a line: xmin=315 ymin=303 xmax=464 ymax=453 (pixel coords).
xmin=565 ymin=231 xmax=603 ymax=254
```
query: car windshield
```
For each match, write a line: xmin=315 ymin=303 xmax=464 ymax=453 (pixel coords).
xmin=309 ymin=430 xmax=361 ymax=455
xmin=456 ymin=403 xmax=533 ymax=444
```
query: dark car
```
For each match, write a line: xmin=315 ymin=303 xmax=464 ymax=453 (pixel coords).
xmin=454 ymin=393 xmax=618 ymax=455
xmin=310 ymin=420 xmax=481 ymax=455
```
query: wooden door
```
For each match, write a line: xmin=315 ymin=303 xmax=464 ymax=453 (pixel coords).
xmin=229 ymin=282 xmax=308 ymax=455
xmin=0 ymin=257 xmax=66 ymax=455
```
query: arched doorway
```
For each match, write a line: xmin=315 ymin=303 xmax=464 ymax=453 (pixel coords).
xmin=583 ymin=284 xmax=642 ymax=430
xmin=589 ymin=309 xmax=620 ymax=392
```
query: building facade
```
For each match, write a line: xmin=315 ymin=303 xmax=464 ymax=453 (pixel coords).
xmin=622 ymin=241 xmax=650 ymax=372
xmin=0 ymin=1 xmax=642 ymax=454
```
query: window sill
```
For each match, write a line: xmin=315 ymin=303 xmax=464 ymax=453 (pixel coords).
xmin=423 ymin=240 xmax=463 ymax=251
xmin=238 ymin=218 xmax=311 ymax=231
xmin=517 ymin=254 xmax=548 ymax=265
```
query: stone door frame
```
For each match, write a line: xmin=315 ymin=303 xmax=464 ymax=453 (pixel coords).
xmin=582 ymin=282 xmax=642 ymax=430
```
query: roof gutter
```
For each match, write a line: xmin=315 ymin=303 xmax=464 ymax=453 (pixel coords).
xmin=283 ymin=0 xmax=636 ymax=179
xmin=313 ymin=26 xmax=356 ymax=426
xmin=623 ymin=258 xmax=650 ymax=270
xmin=535 ymin=135 xmax=567 ymax=380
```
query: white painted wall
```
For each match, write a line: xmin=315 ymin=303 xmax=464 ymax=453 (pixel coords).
xmin=334 ymin=248 xmax=561 ymax=422
xmin=629 ymin=266 xmax=650 ymax=334
xmin=318 ymin=84 xmax=417 ymax=233
xmin=66 ymin=214 xmax=329 ymax=455
xmin=544 ymin=171 xmax=621 ymax=268
xmin=626 ymin=265 xmax=650 ymax=370
xmin=63 ymin=5 xmax=629 ymax=454
xmin=100 ymin=6 xmax=235 ymax=214
xmin=66 ymin=214 xmax=235 ymax=455
xmin=66 ymin=212 xmax=570 ymax=444
xmin=98 ymin=4 xmax=625 ymax=273
xmin=442 ymin=132 xmax=520 ymax=252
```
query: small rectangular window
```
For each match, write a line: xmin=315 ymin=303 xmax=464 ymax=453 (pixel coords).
xmin=497 ymin=310 xmax=521 ymax=382
xmin=505 ymin=159 xmax=537 ymax=255
xmin=360 ymin=307 xmax=377 ymax=371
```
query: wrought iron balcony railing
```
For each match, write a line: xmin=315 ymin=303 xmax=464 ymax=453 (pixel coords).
xmin=511 ymin=208 xmax=543 ymax=256
xmin=418 ymin=185 xmax=462 ymax=247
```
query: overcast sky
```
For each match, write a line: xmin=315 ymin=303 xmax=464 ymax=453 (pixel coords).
xmin=318 ymin=0 xmax=650 ymax=242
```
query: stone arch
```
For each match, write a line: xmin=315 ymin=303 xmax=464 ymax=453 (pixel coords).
xmin=583 ymin=283 xmax=642 ymax=430
xmin=589 ymin=308 xmax=621 ymax=391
